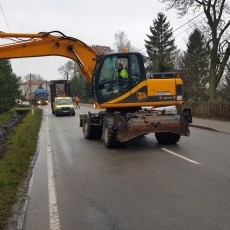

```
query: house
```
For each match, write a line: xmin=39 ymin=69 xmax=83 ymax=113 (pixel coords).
xmin=20 ymin=80 xmax=50 ymax=100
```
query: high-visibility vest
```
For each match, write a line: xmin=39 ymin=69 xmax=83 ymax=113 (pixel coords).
xmin=120 ymin=68 xmax=128 ymax=78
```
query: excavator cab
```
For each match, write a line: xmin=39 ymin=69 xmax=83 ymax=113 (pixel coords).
xmin=93 ymin=52 xmax=146 ymax=106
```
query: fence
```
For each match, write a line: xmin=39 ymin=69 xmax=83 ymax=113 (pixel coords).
xmin=185 ymin=101 xmax=230 ymax=121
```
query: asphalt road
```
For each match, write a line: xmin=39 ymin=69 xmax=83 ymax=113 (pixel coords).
xmin=22 ymin=105 xmax=230 ymax=230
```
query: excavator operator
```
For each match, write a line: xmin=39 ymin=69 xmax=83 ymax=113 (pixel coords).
xmin=116 ymin=62 xmax=129 ymax=89
xmin=116 ymin=62 xmax=128 ymax=79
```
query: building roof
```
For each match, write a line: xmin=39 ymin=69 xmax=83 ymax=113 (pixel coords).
xmin=21 ymin=80 xmax=44 ymax=86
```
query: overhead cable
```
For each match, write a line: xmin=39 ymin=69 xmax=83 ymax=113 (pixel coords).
xmin=0 ymin=3 xmax=11 ymax=32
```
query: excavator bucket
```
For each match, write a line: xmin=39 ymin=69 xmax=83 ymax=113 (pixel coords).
xmin=114 ymin=110 xmax=190 ymax=143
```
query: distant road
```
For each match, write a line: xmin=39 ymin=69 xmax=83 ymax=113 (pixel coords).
xmin=22 ymin=105 xmax=230 ymax=230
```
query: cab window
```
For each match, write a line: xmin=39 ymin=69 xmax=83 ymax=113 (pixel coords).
xmin=130 ymin=55 xmax=141 ymax=86
xmin=98 ymin=56 xmax=129 ymax=98
xmin=96 ymin=53 xmax=143 ymax=103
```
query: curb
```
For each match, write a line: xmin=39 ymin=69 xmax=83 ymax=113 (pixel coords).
xmin=189 ymin=124 xmax=219 ymax=132
xmin=190 ymin=124 xmax=230 ymax=134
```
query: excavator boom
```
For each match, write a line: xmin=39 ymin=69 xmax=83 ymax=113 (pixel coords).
xmin=0 ymin=31 xmax=97 ymax=82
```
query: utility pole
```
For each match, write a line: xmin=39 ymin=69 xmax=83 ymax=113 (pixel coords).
xmin=29 ymin=73 xmax=32 ymax=107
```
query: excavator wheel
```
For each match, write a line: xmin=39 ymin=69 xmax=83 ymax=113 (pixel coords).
xmin=155 ymin=132 xmax=180 ymax=145
xmin=102 ymin=119 xmax=124 ymax=148
xmin=83 ymin=121 xmax=102 ymax=139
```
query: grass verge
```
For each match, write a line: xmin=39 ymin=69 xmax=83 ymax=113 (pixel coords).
xmin=0 ymin=108 xmax=42 ymax=229
xmin=0 ymin=105 xmax=31 ymax=124
xmin=0 ymin=110 xmax=16 ymax=124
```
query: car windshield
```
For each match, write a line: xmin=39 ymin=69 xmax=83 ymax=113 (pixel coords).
xmin=56 ymin=99 xmax=73 ymax=105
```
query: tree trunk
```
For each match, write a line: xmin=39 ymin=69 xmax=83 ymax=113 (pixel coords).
xmin=208 ymin=73 xmax=217 ymax=101
xmin=208 ymin=42 xmax=219 ymax=102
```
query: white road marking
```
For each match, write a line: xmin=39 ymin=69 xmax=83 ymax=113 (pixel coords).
xmin=161 ymin=148 xmax=203 ymax=165
xmin=45 ymin=109 xmax=61 ymax=230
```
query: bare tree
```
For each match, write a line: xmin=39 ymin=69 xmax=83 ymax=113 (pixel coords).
xmin=113 ymin=31 xmax=132 ymax=52
xmin=24 ymin=73 xmax=44 ymax=81
xmin=160 ymin=0 xmax=230 ymax=101
xmin=91 ymin=45 xmax=113 ymax=55
xmin=58 ymin=60 xmax=76 ymax=80
xmin=113 ymin=30 xmax=143 ymax=53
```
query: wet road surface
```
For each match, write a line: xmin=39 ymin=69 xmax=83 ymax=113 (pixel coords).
xmin=23 ymin=105 xmax=230 ymax=230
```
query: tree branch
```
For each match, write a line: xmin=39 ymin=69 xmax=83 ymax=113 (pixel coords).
xmin=217 ymin=20 xmax=230 ymax=41
xmin=217 ymin=0 xmax=226 ymax=22
xmin=217 ymin=42 xmax=230 ymax=83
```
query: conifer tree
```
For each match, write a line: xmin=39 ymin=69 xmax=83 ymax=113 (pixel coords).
xmin=160 ymin=0 xmax=230 ymax=101
xmin=180 ymin=28 xmax=209 ymax=101
xmin=218 ymin=64 xmax=230 ymax=102
xmin=145 ymin=12 xmax=177 ymax=72
xmin=0 ymin=59 xmax=21 ymax=113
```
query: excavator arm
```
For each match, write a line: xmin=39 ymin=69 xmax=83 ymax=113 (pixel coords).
xmin=0 ymin=31 xmax=97 ymax=82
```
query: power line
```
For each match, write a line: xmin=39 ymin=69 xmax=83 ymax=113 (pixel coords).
xmin=139 ymin=12 xmax=204 ymax=52
xmin=0 ymin=3 xmax=11 ymax=32
xmin=173 ymin=12 xmax=204 ymax=33
xmin=0 ymin=3 xmax=29 ymax=77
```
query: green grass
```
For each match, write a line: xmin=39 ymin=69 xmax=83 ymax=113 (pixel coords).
xmin=0 ymin=108 xmax=42 ymax=229
xmin=0 ymin=110 xmax=15 ymax=124
xmin=0 ymin=105 xmax=31 ymax=124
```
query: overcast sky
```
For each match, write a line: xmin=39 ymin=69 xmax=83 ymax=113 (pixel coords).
xmin=0 ymin=0 xmax=201 ymax=81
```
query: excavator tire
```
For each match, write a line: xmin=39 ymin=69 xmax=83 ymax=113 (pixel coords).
xmin=155 ymin=132 xmax=180 ymax=145
xmin=102 ymin=119 xmax=124 ymax=148
xmin=83 ymin=121 xmax=102 ymax=139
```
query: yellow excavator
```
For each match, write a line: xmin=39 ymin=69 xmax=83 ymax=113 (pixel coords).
xmin=0 ymin=31 xmax=192 ymax=148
